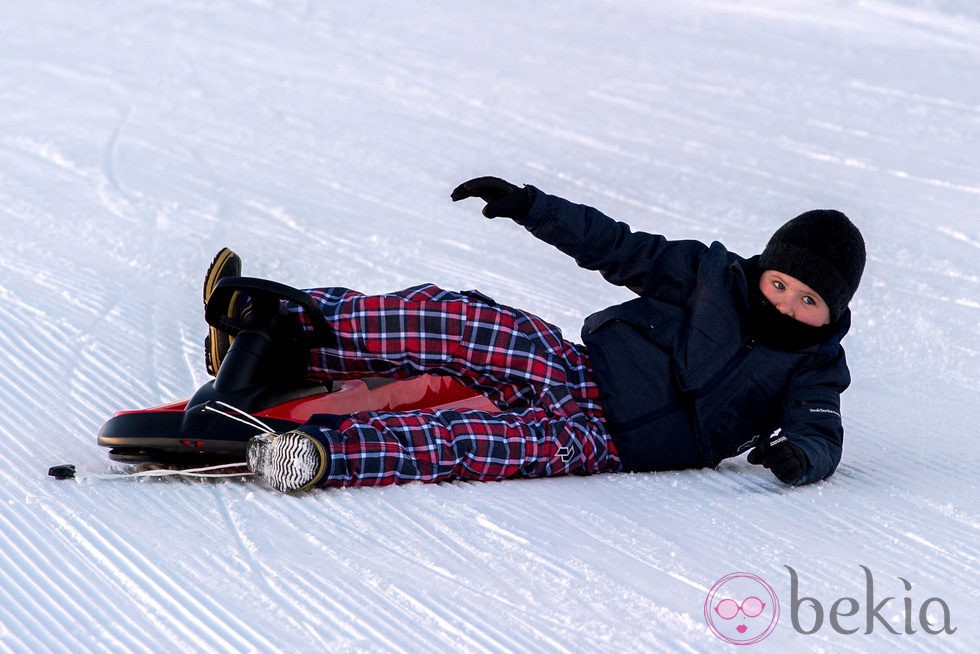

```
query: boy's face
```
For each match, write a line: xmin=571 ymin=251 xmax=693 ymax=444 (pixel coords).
xmin=758 ymin=270 xmax=831 ymax=326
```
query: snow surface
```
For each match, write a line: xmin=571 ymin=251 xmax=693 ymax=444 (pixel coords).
xmin=0 ymin=0 xmax=977 ymax=652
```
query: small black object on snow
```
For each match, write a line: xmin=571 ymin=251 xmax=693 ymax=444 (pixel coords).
xmin=48 ymin=464 xmax=77 ymax=480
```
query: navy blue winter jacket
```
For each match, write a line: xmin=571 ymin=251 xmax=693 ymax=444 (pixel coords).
xmin=517 ymin=189 xmax=851 ymax=484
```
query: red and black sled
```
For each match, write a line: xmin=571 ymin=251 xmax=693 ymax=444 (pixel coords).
xmin=97 ymin=277 xmax=495 ymax=464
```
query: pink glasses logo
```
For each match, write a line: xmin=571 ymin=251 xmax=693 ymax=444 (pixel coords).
xmin=704 ymin=572 xmax=780 ymax=645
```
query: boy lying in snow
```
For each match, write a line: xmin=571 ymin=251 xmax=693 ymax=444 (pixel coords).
xmin=207 ymin=177 xmax=865 ymax=492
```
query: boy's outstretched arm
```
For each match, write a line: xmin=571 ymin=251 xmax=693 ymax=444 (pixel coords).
xmin=452 ymin=176 xmax=706 ymax=302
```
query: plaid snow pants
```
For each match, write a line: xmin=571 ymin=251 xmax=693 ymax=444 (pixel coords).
xmin=286 ymin=284 xmax=621 ymax=487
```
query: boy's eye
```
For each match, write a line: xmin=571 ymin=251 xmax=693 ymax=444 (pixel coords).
xmin=772 ymin=280 xmax=785 ymax=291
xmin=802 ymin=296 xmax=816 ymax=306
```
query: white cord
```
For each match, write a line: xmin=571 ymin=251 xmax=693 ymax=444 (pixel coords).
xmin=203 ymin=400 xmax=275 ymax=433
xmin=74 ymin=461 xmax=252 ymax=480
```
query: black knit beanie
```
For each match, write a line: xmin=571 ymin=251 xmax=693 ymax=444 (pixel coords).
xmin=758 ymin=210 xmax=866 ymax=322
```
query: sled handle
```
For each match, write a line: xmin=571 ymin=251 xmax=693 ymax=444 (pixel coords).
xmin=205 ymin=276 xmax=333 ymax=343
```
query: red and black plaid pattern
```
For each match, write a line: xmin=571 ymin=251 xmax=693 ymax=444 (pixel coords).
xmin=285 ymin=284 xmax=621 ymax=487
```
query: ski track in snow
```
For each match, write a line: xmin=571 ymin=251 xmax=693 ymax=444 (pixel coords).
xmin=0 ymin=0 xmax=978 ymax=652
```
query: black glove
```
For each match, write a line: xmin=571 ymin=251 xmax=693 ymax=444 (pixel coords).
xmin=747 ymin=432 xmax=808 ymax=485
xmin=451 ymin=176 xmax=533 ymax=220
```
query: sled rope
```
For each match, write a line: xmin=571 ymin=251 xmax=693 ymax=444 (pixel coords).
xmin=203 ymin=400 xmax=276 ymax=434
xmin=47 ymin=461 xmax=251 ymax=481
xmin=89 ymin=462 xmax=250 ymax=480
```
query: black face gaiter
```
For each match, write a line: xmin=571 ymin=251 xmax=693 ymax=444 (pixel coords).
xmin=748 ymin=275 xmax=839 ymax=351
